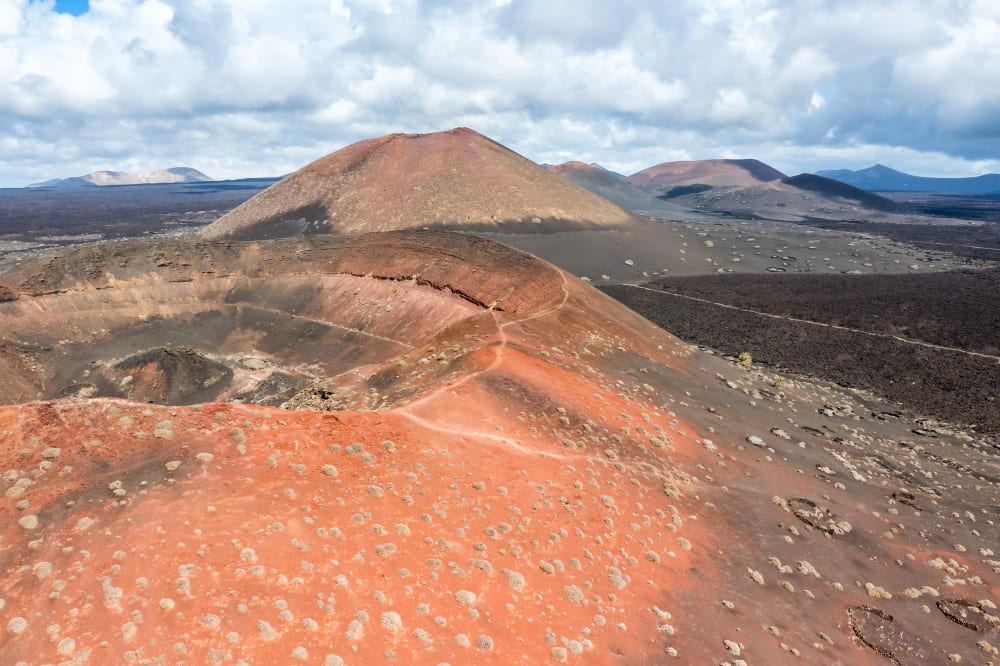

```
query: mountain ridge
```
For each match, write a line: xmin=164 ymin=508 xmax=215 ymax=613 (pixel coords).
xmin=28 ymin=167 xmax=213 ymax=188
xmin=816 ymin=164 xmax=1000 ymax=194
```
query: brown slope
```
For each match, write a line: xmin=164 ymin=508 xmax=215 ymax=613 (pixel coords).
xmin=199 ymin=128 xmax=636 ymax=239
xmin=0 ymin=231 xmax=997 ymax=664
xmin=1 ymin=230 xmax=997 ymax=665
xmin=628 ymin=158 xmax=787 ymax=193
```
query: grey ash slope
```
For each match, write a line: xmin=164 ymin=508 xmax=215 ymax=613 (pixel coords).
xmin=546 ymin=161 xmax=706 ymax=220
xmin=666 ymin=172 xmax=909 ymax=222
xmin=622 ymin=158 xmax=907 ymax=220
xmin=781 ymin=174 xmax=906 ymax=212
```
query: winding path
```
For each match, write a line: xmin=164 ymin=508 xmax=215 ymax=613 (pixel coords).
xmin=397 ymin=268 xmax=572 ymax=452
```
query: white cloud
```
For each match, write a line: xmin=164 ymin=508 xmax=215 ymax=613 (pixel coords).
xmin=0 ymin=0 xmax=998 ymax=186
xmin=710 ymin=89 xmax=752 ymax=124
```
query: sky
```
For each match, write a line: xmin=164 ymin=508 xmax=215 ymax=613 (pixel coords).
xmin=1 ymin=0 xmax=999 ymax=186
xmin=53 ymin=0 xmax=88 ymax=15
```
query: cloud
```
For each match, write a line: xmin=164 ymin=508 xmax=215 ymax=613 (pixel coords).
xmin=0 ymin=0 xmax=998 ymax=186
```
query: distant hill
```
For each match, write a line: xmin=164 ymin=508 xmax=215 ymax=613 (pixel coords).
xmin=628 ymin=158 xmax=786 ymax=193
xmin=781 ymin=174 xmax=905 ymax=212
xmin=585 ymin=163 xmax=625 ymax=179
xmin=29 ymin=167 xmax=213 ymax=188
xmin=541 ymin=162 xmax=624 ymax=178
xmin=815 ymin=164 xmax=1000 ymax=194
xmin=546 ymin=161 xmax=703 ymax=220
xmin=664 ymin=172 xmax=906 ymax=221
xmin=199 ymin=127 xmax=636 ymax=240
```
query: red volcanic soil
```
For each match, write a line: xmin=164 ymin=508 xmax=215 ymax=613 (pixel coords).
xmin=545 ymin=161 xmax=601 ymax=176
xmin=627 ymin=158 xmax=787 ymax=192
xmin=1 ymin=231 xmax=998 ymax=665
xmin=199 ymin=128 xmax=635 ymax=240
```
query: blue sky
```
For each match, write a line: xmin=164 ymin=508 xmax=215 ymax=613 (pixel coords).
xmin=1 ymin=0 xmax=999 ymax=186
xmin=53 ymin=0 xmax=88 ymax=15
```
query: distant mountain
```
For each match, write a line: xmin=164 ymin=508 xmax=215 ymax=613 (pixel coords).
xmin=28 ymin=167 xmax=213 ymax=188
xmin=815 ymin=164 xmax=1000 ymax=194
xmin=627 ymin=158 xmax=786 ymax=193
xmin=545 ymin=161 xmax=625 ymax=179
xmin=27 ymin=177 xmax=96 ymax=189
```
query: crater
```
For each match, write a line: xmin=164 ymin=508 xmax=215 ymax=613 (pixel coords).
xmin=0 ymin=232 xmax=565 ymax=408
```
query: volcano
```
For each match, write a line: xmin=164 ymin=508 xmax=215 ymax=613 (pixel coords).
xmin=627 ymin=158 xmax=787 ymax=194
xmin=199 ymin=128 xmax=635 ymax=239
xmin=0 ymin=226 xmax=996 ymax=664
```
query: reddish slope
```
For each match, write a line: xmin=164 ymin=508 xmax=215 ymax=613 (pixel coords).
xmin=199 ymin=129 xmax=635 ymax=239
xmin=628 ymin=158 xmax=786 ymax=192
xmin=1 ymin=232 xmax=997 ymax=665
xmin=545 ymin=161 xmax=613 ymax=177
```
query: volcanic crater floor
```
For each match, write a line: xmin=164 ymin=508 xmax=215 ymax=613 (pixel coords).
xmin=0 ymin=231 xmax=997 ymax=665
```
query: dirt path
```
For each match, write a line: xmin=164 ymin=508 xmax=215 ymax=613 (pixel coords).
xmin=397 ymin=269 xmax=569 ymax=418
xmin=226 ymin=303 xmax=414 ymax=348
xmin=398 ymin=268 xmax=572 ymax=439
xmin=912 ymin=241 xmax=1000 ymax=251
xmin=624 ymin=283 xmax=1000 ymax=362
